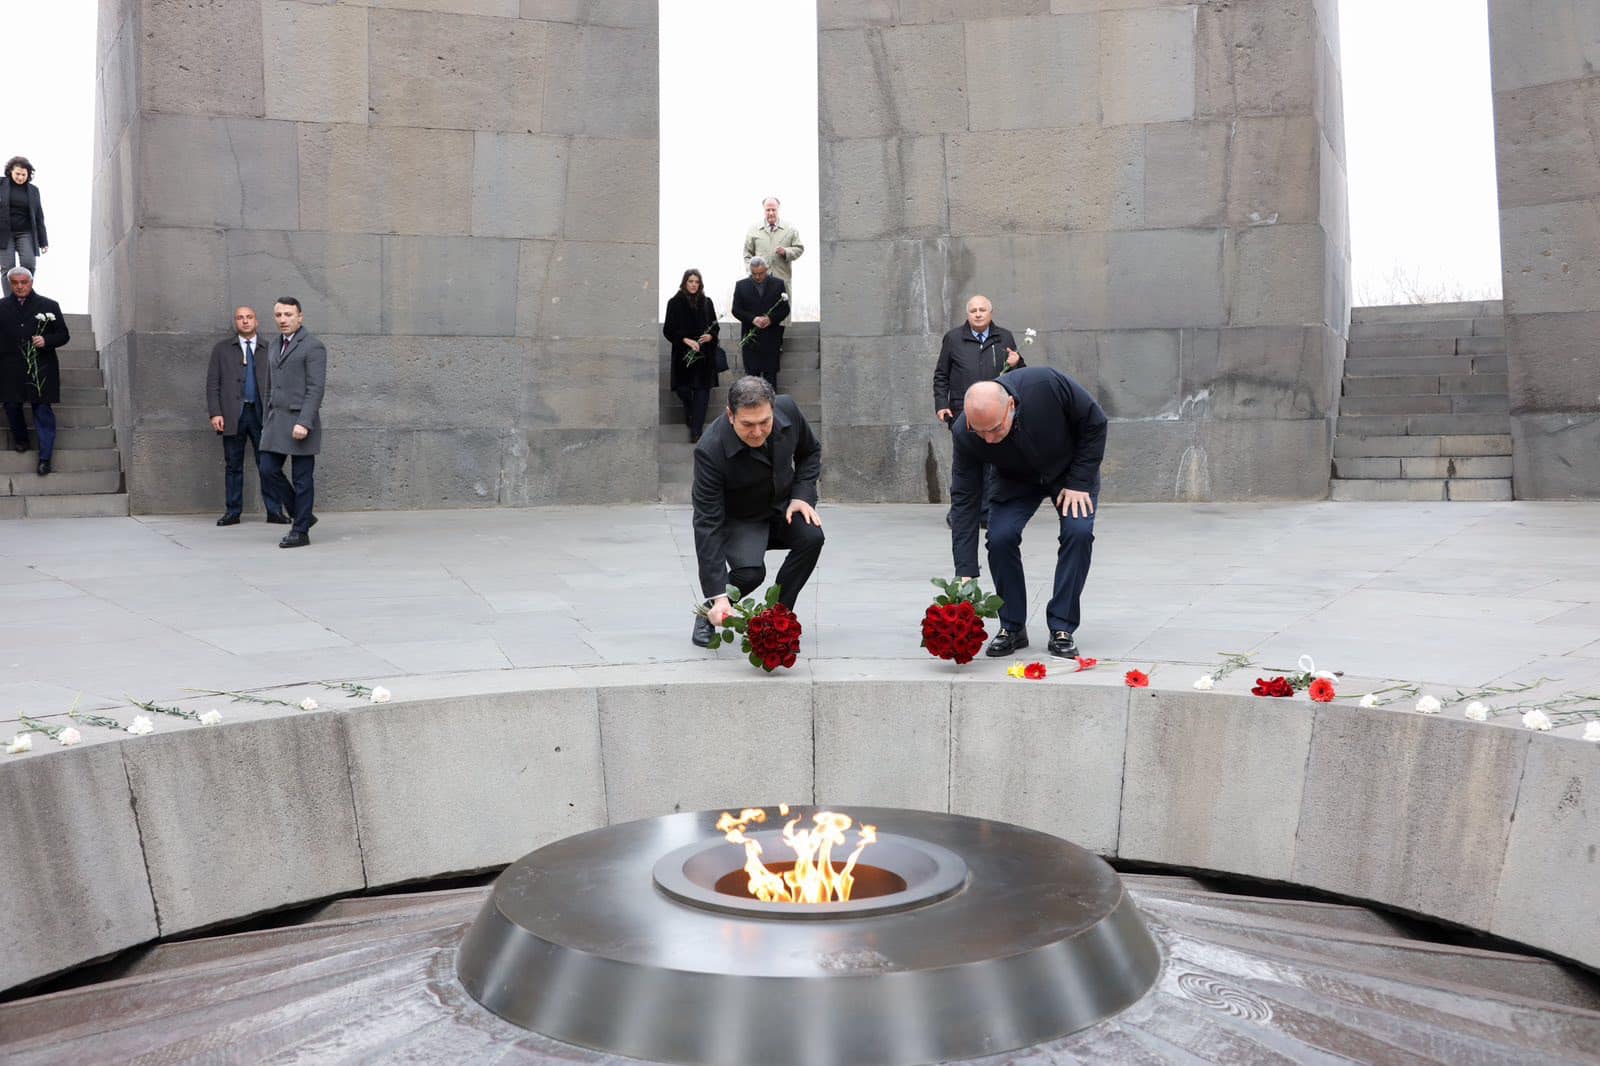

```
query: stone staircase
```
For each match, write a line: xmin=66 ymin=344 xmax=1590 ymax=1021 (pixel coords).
xmin=0 ymin=313 xmax=128 ymax=518
xmin=658 ymin=321 xmax=821 ymax=503
xmin=1331 ymin=301 xmax=1512 ymax=501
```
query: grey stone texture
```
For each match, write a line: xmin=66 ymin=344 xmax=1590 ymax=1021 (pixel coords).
xmin=1490 ymin=0 xmax=1600 ymax=496
xmin=819 ymin=0 xmax=1350 ymax=501
xmin=814 ymin=680 xmax=951 ymax=810
xmin=89 ymin=0 xmax=659 ymax=513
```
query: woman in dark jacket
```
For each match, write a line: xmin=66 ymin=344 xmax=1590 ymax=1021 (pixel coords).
xmin=663 ymin=268 xmax=721 ymax=443
xmin=2 ymin=157 xmax=48 ymax=277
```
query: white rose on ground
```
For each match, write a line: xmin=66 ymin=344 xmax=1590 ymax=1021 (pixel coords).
xmin=370 ymin=686 xmax=391 ymax=704
xmin=199 ymin=709 xmax=223 ymax=726
xmin=1464 ymin=702 xmax=1489 ymax=722
xmin=1521 ymin=709 xmax=1552 ymax=731
xmin=1584 ymin=721 xmax=1600 ymax=742
xmin=1192 ymin=675 xmax=1214 ymax=691
xmin=1415 ymin=695 xmax=1442 ymax=714
xmin=299 ymin=697 xmax=318 ymax=711
xmin=58 ymin=727 xmax=82 ymax=746
xmin=127 ymin=715 xmax=154 ymax=736
xmin=6 ymin=733 xmax=32 ymax=754
xmin=1358 ymin=693 xmax=1378 ymax=708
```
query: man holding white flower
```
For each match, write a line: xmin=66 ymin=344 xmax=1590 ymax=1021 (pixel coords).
xmin=0 ymin=265 xmax=68 ymax=476
xmin=731 ymin=257 xmax=790 ymax=389
xmin=934 ymin=295 xmax=1025 ymax=528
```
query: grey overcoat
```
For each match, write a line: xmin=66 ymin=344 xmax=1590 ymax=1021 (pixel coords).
xmin=260 ymin=330 xmax=326 ymax=455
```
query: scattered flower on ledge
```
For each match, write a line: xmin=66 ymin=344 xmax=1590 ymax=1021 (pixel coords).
xmin=1584 ymin=721 xmax=1600 ymax=742
xmin=1522 ymin=709 xmax=1552 ymax=731
xmin=199 ymin=709 xmax=223 ymax=726
xmin=1124 ymin=669 xmax=1150 ymax=689
xmin=1464 ymin=702 xmax=1489 ymax=722
xmin=6 ymin=733 xmax=32 ymax=754
xmin=1308 ymin=677 xmax=1336 ymax=703
xmin=126 ymin=715 xmax=154 ymax=736
xmin=371 ymin=686 xmax=392 ymax=704
xmin=58 ymin=727 xmax=82 ymax=746
xmin=1358 ymin=692 xmax=1378 ymax=708
xmin=1192 ymin=675 xmax=1214 ymax=690
xmin=1252 ymin=676 xmax=1293 ymax=698
xmin=1415 ymin=695 xmax=1442 ymax=714
xmin=300 ymin=697 xmax=319 ymax=711
xmin=1006 ymin=662 xmax=1048 ymax=680
xmin=1074 ymin=657 xmax=1098 ymax=672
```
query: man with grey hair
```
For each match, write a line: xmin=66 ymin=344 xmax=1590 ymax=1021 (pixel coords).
xmin=690 ymin=375 xmax=823 ymax=648
xmin=0 ymin=266 xmax=68 ymax=476
xmin=743 ymin=196 xmax=803 ymax=287
xmin=731 ymin=256 xmax=789 ymax=389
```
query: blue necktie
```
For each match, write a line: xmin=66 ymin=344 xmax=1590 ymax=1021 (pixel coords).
xmin=242 ymin=339 xmax=258 ymax=408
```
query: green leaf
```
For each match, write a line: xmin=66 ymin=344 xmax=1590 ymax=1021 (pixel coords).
xmin=748 ymin=652 xmax=762 ymax=668
xmin=764 ymin=585 xmax=782 ymax=607
xmin=708 ymin=634 xmax=722 ymax=649
xmin=721 ymin=629 xmax=736 ymax=642
xmin=740 ymin=598 xmax=756 ymax=612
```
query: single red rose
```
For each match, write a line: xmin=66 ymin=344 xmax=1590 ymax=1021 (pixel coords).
xmin=1308 ymin=677 xmax=1336 ymax=703
xmin=782 ymin=652 xmax=796 ymax=669
xmin=1023 ymin=662 xmax=1047 ymax=680
xmin=1124 ymin=669 xmax=1150 ymax=688
xmin=1076 ymin=657 xmax=1098 ymax=672
xmin=1251 ymin=676 xmax=1293 ymax=698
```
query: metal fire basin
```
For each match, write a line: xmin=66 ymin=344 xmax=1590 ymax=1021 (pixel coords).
xmin=457 ymin=807 xmax=1161 ymax=1066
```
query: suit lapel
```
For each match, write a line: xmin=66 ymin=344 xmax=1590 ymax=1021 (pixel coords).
xmin=274 ymin=333 xmax=299 ymax=367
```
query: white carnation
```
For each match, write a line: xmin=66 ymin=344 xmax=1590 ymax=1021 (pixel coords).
xmin=199 ymin=709 xmax=223 ymax=726
xmin=1358 ymin=693 xmax=1378 ymax=709
xmin=1522 ymin=709 xmax=1552 ymax=731
xmin=126 ymin=715 xmax=154 ymax=736
xmin=1415 ymin=695 xmax=1442 ymax=714
xmin=6 ymin=733 xmax=32 ymax=754
xmin=1192 ymin=675 xmax=1215 ymax=691
xmin=1583 ymin=721 xmax=1600 ymax=742
xmin=370 ymin=686 xmax=391 ymax=704
xmin=1464 ymin=702 xmax=1489 ymax=722
xmin=58 ymin=727 xmax=83 ymax=746
xmin=299 ymin=697 xmax=318 ymax=711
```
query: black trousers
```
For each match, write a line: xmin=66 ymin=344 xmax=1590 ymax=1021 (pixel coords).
xmin=726 ymin=511 xmax=825 ymax=608
xmin=674 ymin=384 xmax=711 ymax=440
xmin=987 ymin=489 xmax=1097 ymax=635
xmin=259 ymin=451 xmax=315 ymax=534
xmin=221 ymin=403 xmax=282 ymax=517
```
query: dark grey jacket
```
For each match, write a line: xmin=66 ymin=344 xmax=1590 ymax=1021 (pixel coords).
xmin=205 ymin=334 xmax=272 ymax=435
xmin=260 ymin=330 xmax=326 ymax=455
xmin=933 ymin=322 xmax=1023 ymax=414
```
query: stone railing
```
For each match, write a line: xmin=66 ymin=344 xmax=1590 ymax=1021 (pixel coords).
xmin=3 ymin=662 xmax=1595 ymax=992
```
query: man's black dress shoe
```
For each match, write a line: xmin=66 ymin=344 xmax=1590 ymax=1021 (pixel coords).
xmin=278 ymin=531 xmax=310 ymax=548
xmin=217 ymin=514 xmax=241 ymax=526
xmin=11 ymin=441 xmax=26 ymax=453
xmin=266 ymin=513 xmax=290 ymax=525
xmin=1047 ymin=630 xmax=1080 ymax=659
xmin=36 ymin=459 xmax=50 ymax=477
xmin=985 ymin=628 xmax=1029 ymax=657
xmin=692 ymin=616 xmax=715 ymax=648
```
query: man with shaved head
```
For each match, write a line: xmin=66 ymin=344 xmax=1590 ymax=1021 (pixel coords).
xmin=206 ymin=305 xmax=285 ymax=526
xmin=933 ymin=294 xmax=1024 ymax=527
xmin=949 ymin=367 xmax=1107 ymax=660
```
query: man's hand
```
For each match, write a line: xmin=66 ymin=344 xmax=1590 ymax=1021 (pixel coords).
xmin=39 ymin=247 xmax=47 ymax=255
xmin=292 ymin=423 xmax=310 ymax=441
xmin=1056 ymin=489 xmax=1095 ymax=518
xmin=786 ymin=499 xmax=821 ymax=526
xmin=937 ymin=408 xmax=954 ymax=423
xmin=684 ymin=338 xmax=701 ymax=352
xmin=754 ymin=315 xmax=771 ymax=329
xmin=1005 ymin=348 xmax=1021 ymax=367
xmin=30 ymin=335 xmax=44 ymax=348
xmin=210 ymin=416 xmax=225 ymax=433
xmin=707 ymin=595 xmax=734 ymax=626
xmin=776 ymin=246 xmax=789 ymax=259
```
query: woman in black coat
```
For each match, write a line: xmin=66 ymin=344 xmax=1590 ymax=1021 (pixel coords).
xmin=2 ymin=157 xmax=48 ymax=277
xmin=663 ymin=268 xmax=721 ymax=443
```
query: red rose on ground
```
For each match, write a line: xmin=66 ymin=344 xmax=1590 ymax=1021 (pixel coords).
xmin=1252 ymin=676 xmax=1293 ymax=698
xmin=1308 ymin=677 xmax=1336 ymax=703
xmin=1023 ymin=662 xmax=1047 ymax=680
xmin=1076 ymin=657 xmax=1098 ymax=672
xmin=1124 ymin=669 xmax=1149 ymax=688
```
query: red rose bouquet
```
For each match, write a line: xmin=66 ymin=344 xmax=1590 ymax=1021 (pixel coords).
xmin=921 ymin=578 xmax=1003 ymax=665
xmin=696 ymin=586 xmax=801 ymax=672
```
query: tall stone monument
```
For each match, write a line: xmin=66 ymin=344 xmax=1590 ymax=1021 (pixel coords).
xmin=817 ymin=0 xmax=1351 ymax=502
xmin=1489 ymin=0 xmax=1600 ymax=498
xmin=91 ymin=0 xmax=658 ymax=513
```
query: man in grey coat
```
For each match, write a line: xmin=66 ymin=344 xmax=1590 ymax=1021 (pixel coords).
xmin=206 ymin=306 xmax=286 ymax=526
xmin=259 ymin=297 xmax=325 ymax=548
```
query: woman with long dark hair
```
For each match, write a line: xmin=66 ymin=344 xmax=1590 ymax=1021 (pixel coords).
xmin=663 ymin=268 xmax=721 ymax=444
xmin=2 ymin=157 xmax=47 ymax=277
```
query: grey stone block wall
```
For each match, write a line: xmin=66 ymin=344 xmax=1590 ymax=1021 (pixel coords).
xmin=90 ymin=0 xmax=658 ymax=513
xmin=817 ymin=0 xmax=1350 ymax=502
xmin=1489 ymin=1 xmax=1600 ymax=497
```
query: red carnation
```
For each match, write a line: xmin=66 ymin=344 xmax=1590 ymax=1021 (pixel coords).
xmin=1124 ymin=669 xmax=1149 ymax=688
xmin=1076 ymin=657 xmax=1098 ymax=672
xmin=1309 ymin=678 xmax=1336 ymax=703
xmin=1023 ymin=662 xmax=1047 ymax=680
xmin=1251 ymin=676 xmax=1293 ymax=698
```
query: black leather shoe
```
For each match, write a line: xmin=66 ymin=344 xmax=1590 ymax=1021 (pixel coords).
xmin=11 ymin=440 xmax=26 ymax=453
xmin=265 ymin=512 xmax=290 ymax=525
xmin=1047 ymin=630 xmax=1080 ymax=659
xmin=36 ymin=459 xmax=50 ymax=477
xmin=985 ymin=628 xmax=1029 ymax=657
xmin=692 ymin=616 xmax=715 ymax=648
xmin=217 ymin=514 xmax=241 ymax=526
xmin=278 ymin=531 xmax=311 ymax=548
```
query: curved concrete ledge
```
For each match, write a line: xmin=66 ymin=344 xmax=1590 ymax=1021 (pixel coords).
xmin=3 ymin=663 xmax=1596 ymax=992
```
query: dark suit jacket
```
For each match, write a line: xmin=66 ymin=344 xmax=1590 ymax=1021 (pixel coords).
xmin=206 ymin=334 xmax=272 ymax=435
xmin=950 ymin=367 xmax=1107 ymax=577
xmin=691 ymin=395 xmax=820 ymax=598
xmin=0 ymin=291 xmax=68 ymax=404
xmin=0 ymin=178 xmax=47 ymax=248
xmin=260 ymin=330 xmax=326 ymax=456
xmin=730 ymin=275 xmax=789 ymax=374
xmin=933 ymin=322 xmax=1023 ymax=414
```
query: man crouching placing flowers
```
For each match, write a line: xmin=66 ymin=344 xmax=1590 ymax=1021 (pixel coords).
xmin=690 ymin=376 xmax=823 ymax=668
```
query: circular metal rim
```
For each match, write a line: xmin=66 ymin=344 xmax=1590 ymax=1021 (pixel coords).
xmin=651 ymin=830 xmax=970 ymax=919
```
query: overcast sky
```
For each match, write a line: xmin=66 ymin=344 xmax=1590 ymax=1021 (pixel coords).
xmin=10 ymin=1 xmax=1501 ymax=316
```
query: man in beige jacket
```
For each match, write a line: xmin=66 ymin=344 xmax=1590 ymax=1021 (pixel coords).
xmin=742 ymin=197 xmax=804 ymax=288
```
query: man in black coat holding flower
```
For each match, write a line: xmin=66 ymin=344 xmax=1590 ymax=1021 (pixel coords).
xmin=950 ymin=367 xmax=1107 ymax=661
xmin=730 ymin=257 xmax=789 ymax=389
xmin=0 ymin=266 xmax=68 ymax=476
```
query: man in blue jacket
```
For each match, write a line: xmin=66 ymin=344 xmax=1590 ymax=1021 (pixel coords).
xmin=950 ymin=367 xmax=1107 ymax=659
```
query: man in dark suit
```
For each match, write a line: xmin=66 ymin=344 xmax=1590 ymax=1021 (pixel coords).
xmin=259 ymin=297 xmax=326 ymax=548
xmin=730 ymin=257 xmax=789 ymax=390
xmin=933 ymin=294 xmax=1025 ymax=528
xmin=0 ymin=266 xmax=69 ymax=476
xmin=950 ymin=368 xmax=1107 ymax=660
xmin=206 ymin=306 xmax=286 ymax=527
xmin=690 ymin=375 xmax=823 ymax=647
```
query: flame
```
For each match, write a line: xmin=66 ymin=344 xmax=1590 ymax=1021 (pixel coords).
xmin=718 ymin=807 xmax=878 ymax=903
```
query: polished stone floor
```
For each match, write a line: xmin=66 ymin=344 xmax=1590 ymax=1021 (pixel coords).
xmin=3 ymin=501 xmax=1600 ymax=736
